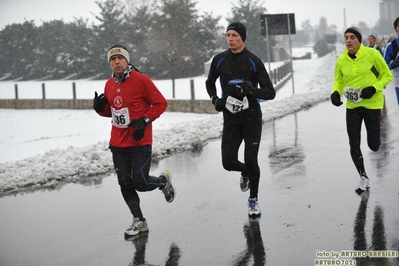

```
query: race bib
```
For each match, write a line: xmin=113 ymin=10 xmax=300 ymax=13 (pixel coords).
xmin=343 ymin=87 xmax=362 ymax=103
xmin=111 ymin=107 xmax=131 ymax=128
xmin=225 ymin=96 xmax=249 ymax=114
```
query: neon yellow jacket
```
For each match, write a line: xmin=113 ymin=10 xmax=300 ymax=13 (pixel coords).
xmin=332 ymin=44 xmax=393 ymax=109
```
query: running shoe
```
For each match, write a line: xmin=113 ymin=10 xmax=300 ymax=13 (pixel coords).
xmin=125 ymin=217 xmax=148 ymax=236
xmin=160 ymin=170 xmax=176 ymax=203
xmin=124 ymin=230 xmax=149 ymax=243
xmin=356 ymin=173 xmax=370 ymax=192
xmin=240 ymin=175 xmax=250 ymax=192
xmin=248 ymin=198 xmax=261 ymax=217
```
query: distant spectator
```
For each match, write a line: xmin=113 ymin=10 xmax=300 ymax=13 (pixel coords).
xmin=383 ymin=17 xmax=399 ymax=105
xmin=368 ymin=35 xmax=384 ymax=56
xmin=375 ymin=38 xmax=385 ymax=54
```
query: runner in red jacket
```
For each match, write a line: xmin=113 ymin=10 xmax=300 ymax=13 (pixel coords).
xmin=93 ymin=44 xmax=175 ymax=238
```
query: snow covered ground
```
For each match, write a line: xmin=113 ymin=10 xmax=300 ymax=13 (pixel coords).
xmin=0 ymin=46 xmax=338 ymax=196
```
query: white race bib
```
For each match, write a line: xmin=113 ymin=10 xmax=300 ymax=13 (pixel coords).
xmin=343 ymin=87 xmax=362 ymax=103
xmin=225 ymin=96 xmax=249 ymax=114
xmin=111 ymin=107 xmax=131 ymax=128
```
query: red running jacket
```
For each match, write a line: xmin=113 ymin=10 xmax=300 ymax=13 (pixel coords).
xmin=100 ymin=71 xmax=168 ymax=148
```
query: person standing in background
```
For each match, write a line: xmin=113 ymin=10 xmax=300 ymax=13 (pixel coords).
xmin=368 ymin=35 xmax=384 ymax=56
xmin=330 ymin=27 xmax=393 ymax=193
xmin=383 ymin=17 xmax=399 ymax=105
xmin=205 ymin=22 xmax=275 ymax=217
xmin=93 ymin=44 xmax=176 ymax=237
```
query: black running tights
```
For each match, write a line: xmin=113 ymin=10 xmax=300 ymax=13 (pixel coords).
xmin=221 ymin=114 xmax=262 ymax=199
xmin=346 ymin=107 xmax=381 ymax=175
xmin=111 ymin=148 xmax=163 ymax=220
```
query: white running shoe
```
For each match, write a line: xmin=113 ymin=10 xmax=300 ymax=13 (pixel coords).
xmin=160 ymin=170 xmax=176 ymax=203
xmin=125 ymin=218 xmax=148 ymax=236
xmin=248 ymin=198 xmax=261 ymax=217
xmin=357 ymin=173 xmax=370 ymax=192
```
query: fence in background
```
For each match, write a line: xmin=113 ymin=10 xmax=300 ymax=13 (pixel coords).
xmin=0 ymin=61 xmax=292 ymax=114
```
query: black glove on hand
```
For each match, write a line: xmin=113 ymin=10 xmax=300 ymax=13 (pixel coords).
xmin=330 ymin=91 xmax=343 ymax=106
xmin=128 ymin=118 xmax=149 ymax=141
xmin=236 ymin=81 xmax=256 ymax=96
xmin=391 ymin=58 xmax=399 ymax=69
xmin=93 ymin=91 xmax=108 ymax=113
xmin=360 ymin=86 xmax=376 ymax=99
xmin=211 ymin=96 xmax=226 ymax=112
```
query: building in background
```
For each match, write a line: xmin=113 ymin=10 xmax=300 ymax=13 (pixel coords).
xmin=380 ymin=0 xmax=399 ymax=26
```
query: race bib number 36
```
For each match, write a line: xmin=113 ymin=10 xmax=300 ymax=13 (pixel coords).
xmin=225 ymin=96 xmax=249 ymax=114
xmin=343 ymin=87 xmax=362 ymax=103
xmin=111 ymin=107 xmax=131 ymax=128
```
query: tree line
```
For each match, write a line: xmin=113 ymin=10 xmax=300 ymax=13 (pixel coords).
xmin=0 ymin=0 xmax=274 ymax=81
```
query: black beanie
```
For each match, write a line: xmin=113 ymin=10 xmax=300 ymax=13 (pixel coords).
xmin=344 ymin=27 xmax=362 ymax=43
xmin=226 ymin=22 xmax=247 ymax=42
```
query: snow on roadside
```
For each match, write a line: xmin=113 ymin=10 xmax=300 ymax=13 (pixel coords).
xmin=0 ymin=52 xmax=335 ymax=196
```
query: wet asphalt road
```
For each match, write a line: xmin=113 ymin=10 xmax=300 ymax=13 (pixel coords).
xmin=1 ymin=84 xmax=399 ymax=266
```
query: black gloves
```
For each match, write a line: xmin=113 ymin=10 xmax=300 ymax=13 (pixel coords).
xmin=211 ymin=96 xmax=225 ymax=112
xmin=128 ymin=117 xmax=150 ymax=141
xmin=391 ymin=58 xmax=399 ymax=69
xmin=236 ymin=81 xmax=256 ymax=96
xmin=331 ymin=87 xmax=375 ymax=106
xmin=360 ymin=86 xmax=376 ymax=99
xmin=93 ymin=91 xmax=108 ymax=113
xmin=330 ymin=91 xmax=342 ymax=106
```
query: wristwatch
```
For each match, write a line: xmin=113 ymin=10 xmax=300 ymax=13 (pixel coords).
xmin=143 ymin=117 xmax=151 ymax=125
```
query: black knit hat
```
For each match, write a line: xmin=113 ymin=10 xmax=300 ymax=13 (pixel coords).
xmin=226 ymin=22 xmax=247 ymax=42
xmin=344 ymin=27 xmax=362 ymax=43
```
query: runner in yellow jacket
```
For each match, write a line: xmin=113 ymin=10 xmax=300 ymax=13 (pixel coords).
xmin=330 ymin=27 xmax=393 ymax=193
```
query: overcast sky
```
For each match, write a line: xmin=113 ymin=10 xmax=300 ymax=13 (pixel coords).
xmin=0 ymin=0 xmax=380 ymax=33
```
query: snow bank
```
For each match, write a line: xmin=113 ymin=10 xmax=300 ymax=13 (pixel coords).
xmin=0 ymin=50 xmax=336 ymax=196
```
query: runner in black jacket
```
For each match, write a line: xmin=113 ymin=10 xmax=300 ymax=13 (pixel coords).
xmin=205 ymin=22 xmax=275 ymax=217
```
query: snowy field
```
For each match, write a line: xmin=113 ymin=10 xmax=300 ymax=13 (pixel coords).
xmin=0 ymin=46 xmax=341 ymax=196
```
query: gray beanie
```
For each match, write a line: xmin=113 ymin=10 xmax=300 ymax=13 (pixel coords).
xmin=344 ymin=27 xmax=362 ymax=43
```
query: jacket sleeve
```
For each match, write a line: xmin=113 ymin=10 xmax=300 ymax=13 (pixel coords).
xmin=253 ymin=61 xmax=275 ymax=100
xmin=331 ymin=56 xmax=344 ymax=94
xmin=205 ymin=57 xmax=219 ymax=98
xmin=141 ymin=75 xmax=168 ymax=122
xmin=384 ymin=42 xmax=394 ymax=67
xmin=372 ymin=49 xmax=393 ymax=91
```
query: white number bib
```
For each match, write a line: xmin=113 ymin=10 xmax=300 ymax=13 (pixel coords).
xmin=343 ymin=87 xmax=362 ymax=103
xmin=225 ymin=96 xmax=249 ymax=114
xmin=111 ymin=107 xmax=131 ymax=128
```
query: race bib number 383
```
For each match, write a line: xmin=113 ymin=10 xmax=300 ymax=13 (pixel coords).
xmin=111 ymin=107 xmax=131 ymax=128
xmin=343 ymin=87 xmax=362 ymax=103
xmin=225 ymin=96 xmax=249 ymax=114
